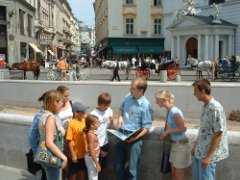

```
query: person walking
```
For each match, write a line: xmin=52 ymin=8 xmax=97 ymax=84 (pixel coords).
xmin=192 ymin=79 xmax=229 ymax=180
xmin=155 ymin=89 xmax=191 ymax=180
xmin=113 ymin=77 xmax=153 ymax=180
xmin=111 ymin=60 xmax=120 ymax=81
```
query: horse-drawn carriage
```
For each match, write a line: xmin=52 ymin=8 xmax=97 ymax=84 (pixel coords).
xmin=215 ymin=56 xmax=240 ymax=82
xmin=154 ymin=60 xmax=180 ymax=80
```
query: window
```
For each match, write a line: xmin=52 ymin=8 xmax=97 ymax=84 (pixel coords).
xmin=19 ymin=10 xmax=25 ymax=35
xmin=126 ymin=0 xmax=133 ymax=4
xmin=28 ymin=15 xmax=32 ymax=37
xmin=154 ymin=19 xmax=161 ymax=35
xmin=0 ymin=6 xmax=6 ymax=20
xmin=126 ymin=18 xmax=134 ymax=35
xmin=154 ymin=0 xmax=161 ymax=6
xmin=209 ymin=0 xmax=225 ymax=5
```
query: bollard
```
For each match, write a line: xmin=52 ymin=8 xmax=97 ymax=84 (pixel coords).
xmin=175 ymin=74 xmax=181 ymax=82
xmin=0 ymin=71 xmax=4 ymax=80
xmin=160 ymin=70 xmax=167 ymax=83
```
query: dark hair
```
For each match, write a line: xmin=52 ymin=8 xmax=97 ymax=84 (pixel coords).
xmin=84 ymin=114 xmax=99 ymax=133
xmin=38 ymin=91 xmax=48 ymax=102
xmin=192 ymin=79 xmax=211 ymax=95
xmin=98 ymin=92 xmax=111 ymax=105
xmin=56 ymin=86 xmax=69 ymax=94
xmin=133 ymin=78 xmax=148 ymax=94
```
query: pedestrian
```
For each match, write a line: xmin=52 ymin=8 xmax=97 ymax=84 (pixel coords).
xmin=155 ymin=89 xmax=191 ymax=180
xmin=111 ymin=60 xmax=120 ymax=81
xmin=57 ymin=57 xmax=69 ymax=81
xmin=192 ymin=79 xmax=229 ymax=180
xmin=125 ymin=61 xmax=131 ymax=80
xmin=66 ymin=102 xmax=88 ymax=180
xmin=28 ymin=91 xmax=49 ymax=180
xmin=90 ymin=92 xmax=114 ymax=170
xmin=113 ymin=77 xmax=153 ymax=180
xmin=38 ymin=90 xmax=67 ymax=179
xmin=84 ymin=114 xmax=101 ymax=180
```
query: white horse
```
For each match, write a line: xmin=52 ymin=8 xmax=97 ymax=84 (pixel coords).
xmin=187 ymin=57 xmax=216 ymax=81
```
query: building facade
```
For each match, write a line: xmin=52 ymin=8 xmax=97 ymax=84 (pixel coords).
xmin=0 ymin=0 xmax=81 ymax=65
xmin=94 ymin=0 xmax=164 ymax=59
xmin=162 ymin=0 xmax=240 ymax=67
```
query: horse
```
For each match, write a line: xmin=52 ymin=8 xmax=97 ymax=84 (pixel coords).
xmin=187 ymin=57 xmax=216 ymax=81
xmin=10 ymin=61 xmax=40 ymax=80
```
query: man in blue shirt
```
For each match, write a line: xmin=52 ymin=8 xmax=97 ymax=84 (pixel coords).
xmin=113 ymin=78 xmax=153 ymax=180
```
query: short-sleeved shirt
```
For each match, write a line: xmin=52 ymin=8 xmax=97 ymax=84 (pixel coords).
xmin=167 ymin=107 xmax=186 ymax=140
xmin=119 ymin=93 xmax=153 ymax=131
xmin=194 ymin=97 xmax=229 ymax=162
xmin=90 ymin=107 xmax=113 ymax=147
xmin=66 ymin=118 xmax=86 ymax=159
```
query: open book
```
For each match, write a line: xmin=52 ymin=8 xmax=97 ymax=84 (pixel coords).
xmin=107 ymin=128 xmax=142 ymax=141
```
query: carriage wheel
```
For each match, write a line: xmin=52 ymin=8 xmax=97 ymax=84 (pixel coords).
xmin=46 ymin=70 xmax=57 ymax=81
xmin=77 ymin=68 xmax=91 ymax=80
xmin=136 ymin=69 xmax=150 ymax=79
xmin=230 ymin=70 xmax=240 ymax=82
xmin=167 ymin=66 xmax=177 ymax=80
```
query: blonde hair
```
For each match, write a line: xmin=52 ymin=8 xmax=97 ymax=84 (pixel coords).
xmin=155 ymin=89 xmax=174 ymax=104
xmin=84 ymin=114 xmax=99 ymax=133
xmin=44 ymin=90 xmax=63 ymax=114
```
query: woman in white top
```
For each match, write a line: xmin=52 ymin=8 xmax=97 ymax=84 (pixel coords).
xmin=56 ymin=86 xmax=73 ymax=180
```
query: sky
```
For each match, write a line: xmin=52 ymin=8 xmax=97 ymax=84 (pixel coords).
xmin=68 ymin=0 xmax=95 ymax=26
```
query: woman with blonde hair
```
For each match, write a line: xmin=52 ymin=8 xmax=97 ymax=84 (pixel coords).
xmin=38 ymin=90 xmax=67 ymax=180
xmin=155 ymin=89 xmax=191 ymax=180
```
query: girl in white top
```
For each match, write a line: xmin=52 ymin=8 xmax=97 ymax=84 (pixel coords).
xmin=56 ymin=86 xmax=73 ymax=180
xmin=90 ymin=92 xmax=114 ymax=169
xmin=57 ymin=86 xmax=73 ymax=130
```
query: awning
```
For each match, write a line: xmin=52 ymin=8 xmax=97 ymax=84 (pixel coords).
xmin=29 ymin=43 xmax=42 ymax=53
xmin=48 ymin=50 xmax=55 ymax=56
xmin=96 ymin=47 xmax=106 ymax=54
xmin=112 ymin=46 xmax=138 ymax=54
xmin=138 ymin=46 xmax=163 ymax=54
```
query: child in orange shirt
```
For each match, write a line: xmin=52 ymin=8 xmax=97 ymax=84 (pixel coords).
xmin=66 ymin=102 xmax=88 ymax=180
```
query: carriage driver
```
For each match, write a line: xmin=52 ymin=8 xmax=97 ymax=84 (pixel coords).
xmin=57 ymin=57 xmax=69 ymax=81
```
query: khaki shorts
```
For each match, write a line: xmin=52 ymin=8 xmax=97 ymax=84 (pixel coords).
xmin=169 ymin=141 xmax=192 ymax=169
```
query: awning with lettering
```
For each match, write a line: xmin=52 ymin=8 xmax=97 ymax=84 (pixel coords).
xmin=29 ymin=43 xmax=42 ymax=53
xmin=138 ymin=46 xmax=164 ymax=54
xmin=112 ymin=46 xmax=138 ymax=54
xmin=48 ymin=50 xmax=55 ymax=56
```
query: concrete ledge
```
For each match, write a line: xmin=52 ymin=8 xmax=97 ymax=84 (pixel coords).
xmin=1 ymin=80 xmax=240 ymax=119
xmin=0 ymin=113 xmax=240 ymax=180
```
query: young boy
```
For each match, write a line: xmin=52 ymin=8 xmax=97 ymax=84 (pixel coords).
xmin=66 ymin=102 xmax=88 ymax=180
xmin=90 ymin=92 xmax=114 ymax=169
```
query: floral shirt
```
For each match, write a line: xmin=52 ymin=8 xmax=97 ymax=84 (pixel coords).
xmin=194 ymin=97 xmax=229 ymax=162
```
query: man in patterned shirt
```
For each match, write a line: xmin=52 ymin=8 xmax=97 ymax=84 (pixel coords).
xmin=192 ymin=79 xmax=229 ymax=180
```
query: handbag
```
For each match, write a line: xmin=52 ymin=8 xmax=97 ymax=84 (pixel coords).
xmin=160 ymin=111 xmax=172 ymax=174
xmin=34 ymin=118 xmax=63 ymax=168
xmin=26 ymin=149 xmax=42 ymax=175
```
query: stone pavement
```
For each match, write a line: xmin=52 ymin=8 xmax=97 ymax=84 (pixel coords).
xmin=0 ymin=165 xmax=40 ymax=180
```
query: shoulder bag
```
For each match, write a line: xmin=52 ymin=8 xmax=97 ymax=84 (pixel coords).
xmin=34 ymin=114 xmax=63 ymax=168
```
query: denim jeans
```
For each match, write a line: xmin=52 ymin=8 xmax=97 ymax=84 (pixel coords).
xmin=193 ymin=157 xmax=217 ymax=180
xmin=113 ymin=138 xmax=142 ymax=180
xmin=43 ymin=166 xmax=60 ymax=180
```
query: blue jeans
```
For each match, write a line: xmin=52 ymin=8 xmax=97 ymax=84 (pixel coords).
xmin=193 ymin=157 xmax=217 ymax=180
xmin=43 ymin=166 xmax=60 ymax=180
xmin=113 ymin=138 xmax=142 ymax=180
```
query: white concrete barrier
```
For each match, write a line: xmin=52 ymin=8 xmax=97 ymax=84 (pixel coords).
xmin=1 ymin=80 xmax=240 ymax=119
xmin=0 ymin=113 xmax=239 ymax=180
